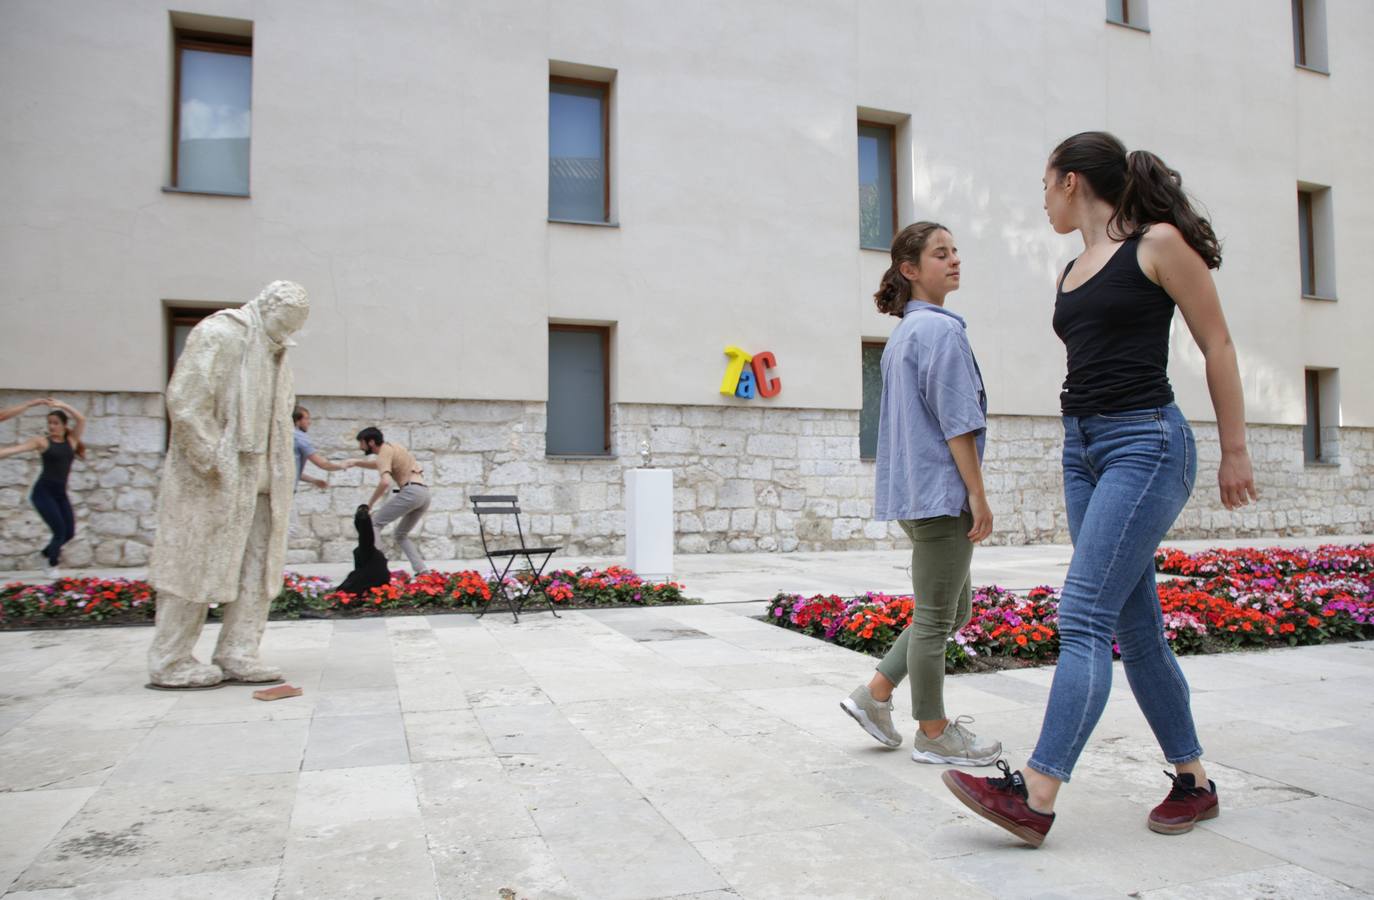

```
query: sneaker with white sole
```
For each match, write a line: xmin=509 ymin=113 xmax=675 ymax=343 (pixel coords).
xmin=43 ymin=565 xmax=60 ymax=580
xmin=911 ymin=714 xmax=1001 ymax=766
xmin=840 ymin=685 xmax=902 ymax=748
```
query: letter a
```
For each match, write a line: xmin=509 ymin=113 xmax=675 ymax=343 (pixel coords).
xmin=735 ymin=367 xmax=757 ymax=399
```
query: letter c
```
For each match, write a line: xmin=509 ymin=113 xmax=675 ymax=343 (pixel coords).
xmin=752 ymin=352 xmax=781 ymax=398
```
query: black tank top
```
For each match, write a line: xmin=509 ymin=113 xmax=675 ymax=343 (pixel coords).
xmin=1052 ymin=236 xmax=1176 ymax=416
xmin=39 ymin=438 xmax=75 ymax=485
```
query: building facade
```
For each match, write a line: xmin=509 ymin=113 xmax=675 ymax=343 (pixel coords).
xmin=1 ymin=0 xmax=1370 ymax=570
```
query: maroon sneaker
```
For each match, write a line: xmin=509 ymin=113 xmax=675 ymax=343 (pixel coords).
xmin=1148 ymin=771 xmax=1219 ymax=835
xmin=942 ymin=760 xmax=1055 ymax=848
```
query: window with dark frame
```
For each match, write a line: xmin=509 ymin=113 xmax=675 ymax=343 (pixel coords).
xmin=857 ymin=121 xmax=897 ymax=250
xmin=1106 ymin=0 xmax=1148 ymax=29
xmin=1292 ymin=0 xmax=1308 ymax=66
xmin=1303 ymin=369 xmax=1322 ymax=463
xmin=860 ymin=343 xmax=884 ymax=460
xmin=549 ymin=77 xmax=610 ymax=223
xmin=1298 ymin=189 xmax=1316 ymax=296
xmin=172 ymin=31 xmax=252 ymax=195
xmin=1291 ymin=0 xmax=1328 ymax=71
xmin=547 ymin=325 xmax=611 ymax=456
xmin=1297 ymin=184 xmax=1336 ymax=300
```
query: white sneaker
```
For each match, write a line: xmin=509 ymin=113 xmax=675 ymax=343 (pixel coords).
xmin=43 ymin=565 xmax=60 ymax=580
xmin=840 ymin=685 xmax=903 ymax=748
xmin=911 ymin=714 xmax=1002 ymax=766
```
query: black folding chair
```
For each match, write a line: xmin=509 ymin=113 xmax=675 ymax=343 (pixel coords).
xmin=471 ymin=494 xmax=562 ymax=623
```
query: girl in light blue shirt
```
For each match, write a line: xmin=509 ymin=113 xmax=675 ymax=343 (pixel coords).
xmin=840 ymin=222 xmax=1002 ymax=768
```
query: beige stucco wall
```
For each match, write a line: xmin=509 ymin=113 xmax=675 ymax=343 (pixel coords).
xmin=0 ymin=1 xmax=1371 ymax=423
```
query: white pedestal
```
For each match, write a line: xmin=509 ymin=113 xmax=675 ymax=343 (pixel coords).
xmin=625 ymin=468 xmax=674 ymax=580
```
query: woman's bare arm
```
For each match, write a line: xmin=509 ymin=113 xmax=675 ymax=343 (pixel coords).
xmin=1141 ymin=224 xmax=1259 ymax=510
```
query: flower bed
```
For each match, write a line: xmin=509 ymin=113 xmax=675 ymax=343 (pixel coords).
xmin=0 ymin=578 xmax=157 ymax=626
xmin=768 ymin=544 xmax=1374 ymax=672
xmin=1154 ymin=544 xmax=1374 ymax=578
xmin=0 ymin=566 xmax=694 ymax=630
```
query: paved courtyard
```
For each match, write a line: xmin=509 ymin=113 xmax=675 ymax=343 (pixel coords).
xmin=1 ymin=538 xmax=1372 ymax=898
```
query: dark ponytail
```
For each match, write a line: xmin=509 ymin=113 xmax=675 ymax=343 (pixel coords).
xmin=873 ymin=266 xmax=911 ymax=318
xmin=1118 ymin=150 xmax=1222 ymax=269
xmin=873 ymin=221 xmax=949 ymax=317
xmin=1050 ymin=131 xmax=1222 ymax=269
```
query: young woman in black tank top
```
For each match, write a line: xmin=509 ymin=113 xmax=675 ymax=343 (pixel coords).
xmin=0 ymin=399 xmax=86 ymax=577
xmin=943 ymin=132 xmax=1259 ymax=848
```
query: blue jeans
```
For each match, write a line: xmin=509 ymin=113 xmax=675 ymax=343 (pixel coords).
xmin=1028 ymin=404 xmax=1201 ymax=782
xmin=31 ymin=478 xmax=75 ymax=566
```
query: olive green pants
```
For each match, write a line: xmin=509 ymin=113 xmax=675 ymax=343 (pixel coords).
xmin=875 ymin=511 xmax=974 ymax=721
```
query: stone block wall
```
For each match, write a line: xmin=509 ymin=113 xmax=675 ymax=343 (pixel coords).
xmin=0 ymin=390 xmax=1370 ymax=571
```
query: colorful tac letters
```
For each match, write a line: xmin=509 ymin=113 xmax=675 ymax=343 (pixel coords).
xmin=720 ymin=346 xmax=781 ymax=399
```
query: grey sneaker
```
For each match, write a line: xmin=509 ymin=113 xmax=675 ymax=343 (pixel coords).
xmin=840 ymin=685 xmax=902 ymax=748
xmin=911 ymin=715 xmax=1001 ymax=766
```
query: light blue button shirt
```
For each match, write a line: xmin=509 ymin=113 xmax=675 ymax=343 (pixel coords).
xmin=293 ymin=428 xmax=315 ymax=482
xmin=874 ymin=300 xmax=987 ymax=521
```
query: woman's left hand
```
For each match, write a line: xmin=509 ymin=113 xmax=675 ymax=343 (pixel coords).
xmin=1218 ymin=449 xmax=1259 ymax=510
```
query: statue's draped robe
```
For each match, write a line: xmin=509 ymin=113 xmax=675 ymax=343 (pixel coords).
xmin=150 ymin=309 xmax=295 ymax=605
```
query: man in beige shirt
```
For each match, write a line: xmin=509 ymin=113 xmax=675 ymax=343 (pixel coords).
xmin=343 ymin=426 xmax=431 ymax=573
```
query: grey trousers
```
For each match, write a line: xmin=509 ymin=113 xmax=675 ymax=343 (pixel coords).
xmin=373 ymin=483 xmax=431 ymax=573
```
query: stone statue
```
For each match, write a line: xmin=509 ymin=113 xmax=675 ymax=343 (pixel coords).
xmin=147 ymin=281 xmax=309 ymax=689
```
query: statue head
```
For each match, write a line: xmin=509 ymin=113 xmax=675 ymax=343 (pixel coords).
xmin=253 ymin=280 xmax=310 ymax=343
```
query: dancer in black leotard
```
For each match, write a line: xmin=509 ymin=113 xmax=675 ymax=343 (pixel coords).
xmin=0 ymin=400 xmax=87 ymax=577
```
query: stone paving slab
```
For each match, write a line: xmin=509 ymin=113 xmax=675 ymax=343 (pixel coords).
xmin=1 ymin=581 xmax=1372 ymax=896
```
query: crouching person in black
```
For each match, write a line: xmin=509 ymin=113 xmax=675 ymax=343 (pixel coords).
xmin=336 ymin=504 xmax=391 ymax=596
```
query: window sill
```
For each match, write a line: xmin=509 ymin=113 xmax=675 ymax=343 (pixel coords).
xmin=1301 ymin=293 xmax=1337 ymax=302
xmin=548 ymin=218 xmax=619 ymax=228
xmin=859 ymin=245 xmax=891 ymax=253
xmin=546 ymin=453 xmax=616 ymax=461
xmin=1106 ymin=19 xmax=1150 ymax=33
xmin=162 ymin=185 xmax=250 ymax=198
xmin=1295 ymin=63 xmax=1330 ymax=76
xmin=1305 ymin=459 xmax=1341 ymax=469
